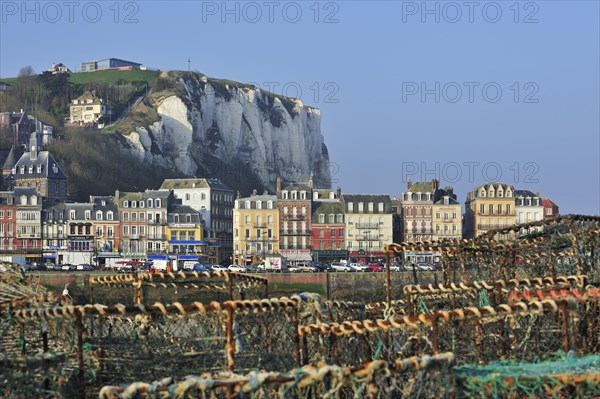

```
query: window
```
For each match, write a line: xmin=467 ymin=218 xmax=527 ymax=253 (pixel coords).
xmin=331 ymin=228 xmax=336 ymax=237
xmin=107 ymin=211 xmax=113 ymax=220
xmin=123 ymin=201 xmax=129 ymax=208
xmin=140 ymin=213 xmax=145 ymax=221
xmin=347 ymin=202 xmax=353 ymax=212
xmin=123 ymin=226 xmax=129 ymax=235
xmin=132 ymin=201 xmax=137 ymax=208
xmin=358 ymin=203 xmax=364 ymax=212
xmin=368 ymin=202 xmax=374 ymax=212
xmin=245 ymin=215 xmax=250 ymax=224
xmin=267 ymin=201 xmax=273 ymax=209
xmin=155 ymin=199 xmax=161 ymax=208
xmin=147 ymin=199 xmax=153 ymax=208
xmin=267 ymin=215 xmax=273 ymax=224
xmin=139 ymin=226 xmax=145 ymax=236
xmin=70 ymin=210 xmax=76 ymax=219
xmin=337 ymin=214 xmax=343 ymax=223
xmin=96 ymin=211 xmax=102 ymax=220
xmin=489 ymin=204 xmax=494 ymax=215
xmin=507 ymin=204 xmax=511 ymax=215
xmin=85 ymin=210 xmax=91 ymax=220
xmin=185 ymin=193 xmax=190 ymax=201
xmin=245 ymin=229 xmax=250 ymax=239
xmin=319 ymin=229 xmax=324 ymax=238
xmin=319 ymin=214 xmax=325 ymax=223
xmin=480 ymin=204 xmax=485 ymax=214
xmin=180 ymin=231 xmax=187 ymax=240
xmin=328 ymin=214 xmax=334 ymax=223
xmin=174 ymin=215 xmax=180 ymax=223
xmin=497 ymin=204 xmax=503 ymax=214
xmin=436 ymin=212 xmax=440 ymax=219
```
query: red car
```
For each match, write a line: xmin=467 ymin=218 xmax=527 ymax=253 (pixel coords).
xmin=367 ymin=263 xmax=384 ymax=272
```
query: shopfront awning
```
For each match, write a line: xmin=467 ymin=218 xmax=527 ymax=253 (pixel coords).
xmin=280 ymin=250 xmax=312 ymax=261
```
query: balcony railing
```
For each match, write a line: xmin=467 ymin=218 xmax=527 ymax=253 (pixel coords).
xmin=283 ymin=214 xmax=306 ymax=221
xmin=355 ymin=223 xmax=381 ymax=229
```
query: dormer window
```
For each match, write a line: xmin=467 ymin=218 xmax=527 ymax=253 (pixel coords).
xmin=368 ymin=202 xmax=374 ymax=212
xmin=378 ymin=203 xmax=384 ymax=212
xmin=21 ymin=195 xmax=27 ymax=205
xmin=30 ymin=196 xmax=37 ymax=205
xmin=291 ymin=191 xmax=297 ymax=200
xmin=257 ymin=201 xmax=262 ymax=210
xmin=52 ymin=164 xmax=58 ymax=173
xmin=101 ymin=201 xmax=106 ymax=206
xmin=37 ymin=165 xmax=42 ymax=173
xmin=69 ymin=210 xmax=76 ymax=219
xmin=147 ymin=199 xmax=153 ymax=208
xmin=245 ymin=200 xmax=251 ymax=209
xmin=123 ymin=201 xmax=129 ymax=208
xmin=107 ymin=211 xmax=113 ymax=220
xmin=139 ymin=201 xmax=144 ymax=209
xmin=96 ymin=211 xmax=103 ymax=220
xmin=85 ymin=210 xmax=91 ymax=220
xmin=480 ymin=190 xmax=486 ymax=197
xmin=155 ymin=199 xmax=161 ymax=208
xmin=28 ymin=166 xmax=33 ymax=174
xmin=267 ymin=201 xmax=273 ymax=209
xmin=132 ymin=201 xmax=137 ymax=208
xmin=348 ymin=202 xmax=353 ymax=212
xmin=358 ymin=202 xmax=364 ymax=212
xmin=282 ymin=191 xmax=288 ymax=199
xmin=319 ymin=214 xmax=325 ymax=223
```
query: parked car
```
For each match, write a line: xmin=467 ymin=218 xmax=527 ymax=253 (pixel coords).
xmin=211 ymin=265 xmax=229 ymax=272
xmin=297 ymin=263 xmax=319 ymax=272
xmin=313 ymin=263 xmax=332 ymax=272
xmin=367 ymin=263 xmax=384 ymax=272
xmin=287 ymin=265 xmax=301 ymax=273
xmin=351 ymin=263 xmax=369 ymax=272
xmin=192 ymin=263 xmax=212 ymax=272
xmin=61 ymin=264 xmax=75 ymax=272
xmin=228 ymin=265 xmax=248 ymax=273
xmin=331 ymin=262 xmax=355 ymax=272
xmin=76 ymin=264 xmax=93 ymax=271
xmin=390 ymin=263 xmax=407 ymax=272
xmin=416 ymin=263 xmax=435 ymax=271
xmin=45 ymin=262 xmax=57 ymax=271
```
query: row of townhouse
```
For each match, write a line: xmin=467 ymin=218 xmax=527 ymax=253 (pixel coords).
xmin=393 ymin=179 xmax=559 ymax=263
xmin=0 ymin=182 xmax=234 ymax=267
xmin=232 ymin=178 xmax=394 ymax=265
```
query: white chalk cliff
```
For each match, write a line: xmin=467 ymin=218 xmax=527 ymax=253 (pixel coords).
xmin=124 ymin=72 xmax=331 ymax=191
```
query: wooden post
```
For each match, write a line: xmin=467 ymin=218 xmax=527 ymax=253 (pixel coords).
xmin=385 ymin=252 xmax=391 ymax=310
xmin=292 ymin=308 xmax=301 ymax=366
xmin=225 ymin=306 xmax=235 ymax=371
xmin=76 ymin=313 xmax=86 ymax=399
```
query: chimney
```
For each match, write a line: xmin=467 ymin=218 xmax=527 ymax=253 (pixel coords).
xmin=432 ymin=179 xmax=439 ymax=191
xmin=308 ymin=175 xmax=313 ymax=189
xmin=407 ymin=179 xmax=412 ymax=190
xmin=252 ymin=189 xmax=257 ymax=196
xmin=276 ymin=176 xmax=282 ymax=192
xmin=536 ymin=191 xmax=540 ymax=197
xmin=336 ymin=186 xmax=341 ymax=198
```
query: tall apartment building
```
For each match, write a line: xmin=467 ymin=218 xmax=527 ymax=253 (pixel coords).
xmin=343 ymin=193 xmax=393 ymax=264
xmin=160 ymin=178 xmax=234 ymax=264
xmin=464 ymin=183 xmax=516 ymax=239
xmin=233 ymin=191 xmax=279 ymax=265
xmin=277 ymin=177 xmax=313 ymax=264
xmin=311 ymin=188 xmax=346 ymax=263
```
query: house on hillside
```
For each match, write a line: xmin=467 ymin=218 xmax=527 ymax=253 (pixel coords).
xmin=0 ymin=111 xmax=53 ymax=147
xmin=69 ymin=91 xmax=107 ymax=124
xmin=48 ymin=63 xmax=71 ymax=74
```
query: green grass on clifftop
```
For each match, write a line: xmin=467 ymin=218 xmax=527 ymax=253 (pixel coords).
xmin=68 ymin=69 xmax=160 ymax=85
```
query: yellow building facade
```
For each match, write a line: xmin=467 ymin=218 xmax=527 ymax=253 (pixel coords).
xmin=233 ymin=193 xmax=279 ymax=265
xmin=432 ymin=195 xmax=462 ymax=240
xmin=464 ymin=183 xmax=516 ymax=239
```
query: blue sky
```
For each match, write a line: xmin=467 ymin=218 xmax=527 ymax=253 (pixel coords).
xmin=1 ymin=1 xmax=599 ymax=214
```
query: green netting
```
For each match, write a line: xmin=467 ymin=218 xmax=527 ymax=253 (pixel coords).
xmin=454 ymin=352 xmax=600 ymax=399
